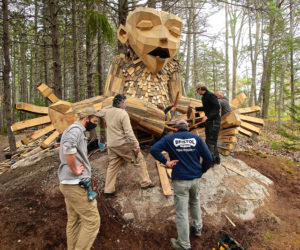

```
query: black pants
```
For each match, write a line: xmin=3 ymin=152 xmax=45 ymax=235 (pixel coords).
xmin=205 ymin=119 xmax=221 ymax=163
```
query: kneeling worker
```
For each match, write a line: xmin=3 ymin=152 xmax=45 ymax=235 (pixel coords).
xmin=58 ymin=107 xmax=101 ymax=250
xmin=150 ymin=120 xmax=213 ymax=250
xmin=100 ymin=94 xmax=154 ymax=197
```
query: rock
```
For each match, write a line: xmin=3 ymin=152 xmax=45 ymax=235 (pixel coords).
xmin=123 ymin=213 xmax=134 ymax=223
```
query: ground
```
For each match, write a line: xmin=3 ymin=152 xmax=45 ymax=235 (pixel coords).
xmin=0 ymin=121 xmax=300 ymax=250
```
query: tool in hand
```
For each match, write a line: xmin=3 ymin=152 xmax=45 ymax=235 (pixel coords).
xmin=131 ymin=149 xmax=138 ymax=164
xmin=79 ymin=177 xmax=98 ymax=201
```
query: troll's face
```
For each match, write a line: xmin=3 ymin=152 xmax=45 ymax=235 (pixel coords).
xmin=118 ymin=7 xmax=183 ymax=74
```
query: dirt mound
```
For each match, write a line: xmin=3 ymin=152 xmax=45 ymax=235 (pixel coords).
xmin=0 ymin=147 xmax=300 ymax=249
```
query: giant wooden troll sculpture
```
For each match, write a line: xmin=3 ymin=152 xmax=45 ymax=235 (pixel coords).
xmin=11 ymin=7 xmax=264 ymax=156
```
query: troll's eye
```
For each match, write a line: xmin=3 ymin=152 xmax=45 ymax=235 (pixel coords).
xmin=136 ymin=20 xmax=153 ymax=30
xmin=169 ymin=26 xmax=181 ymax=37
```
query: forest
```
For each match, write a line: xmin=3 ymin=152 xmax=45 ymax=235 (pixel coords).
xmin=1 ymin=0 xmax=299 ymax=152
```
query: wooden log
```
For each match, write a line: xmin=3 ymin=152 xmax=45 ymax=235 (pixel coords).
xmin=238 ymin=127 xmax=252 ymax=137
xmin=217 ymin=143 xmax=236 ymax=150
xmin=11 ymin=116 xmax=51 ymax=132
xmin=238 ymin=106 xmax=260 ymax=114
xmin=37 ymin=83 xmax=59 ymax=103
xmin=22 ymin=124 xmax=55 ymax=145
xmin=230 ymin=93 xmax=247 ymax=106
xmin=239 ymin=115 xmax=264 ymax=126
xmin=16 ymin=102 xmax=48 ymax=114
xmin=155 ymin=161 xmax=173 ymax=196
xmin=240 ymin=121 xmax=261 ymax=135
xmin=41 ymin=130 xmax=60 ymax=148
xmin=218 ymin=147 xmax=230 ymax=156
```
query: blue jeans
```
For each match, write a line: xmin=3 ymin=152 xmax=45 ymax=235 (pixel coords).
xmin=172 ymin=178 xmax=202 ymax=249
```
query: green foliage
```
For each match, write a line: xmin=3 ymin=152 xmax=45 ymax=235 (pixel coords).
xmin=85 ymin=10 xmax=114 ymax=43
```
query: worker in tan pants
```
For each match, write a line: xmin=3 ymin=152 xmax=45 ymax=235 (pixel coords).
xmin=99 ymin=94 xmax=154 ymax=197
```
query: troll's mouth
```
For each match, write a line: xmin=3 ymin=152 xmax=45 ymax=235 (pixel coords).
xmin=148 ymin=47 xmax=170 ymax=60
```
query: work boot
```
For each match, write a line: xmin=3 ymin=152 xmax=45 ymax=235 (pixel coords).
xmin=170 ymin=238 xmax=191 ymax=250
xmin=191 ymin=226 xmax=201 ymax=237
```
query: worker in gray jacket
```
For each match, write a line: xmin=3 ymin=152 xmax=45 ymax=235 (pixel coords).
xmin=216 ymin=91 xmax=231 ymax=116
xmin=58 ymin=106 xmax=101 ymax=250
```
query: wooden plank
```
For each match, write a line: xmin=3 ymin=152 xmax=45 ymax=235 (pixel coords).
xmin=166 ymin=168 xmax=172 ymax=178
xmin=155 ymin=161 xmax=173 ymax=196
xmin=218 ymin=147 xmax=231 ymax=156
xmin=239 ymin=115 xmax=264 ymax=126
xmin=240 ymin=121 xmax=261 ymax=135
xmin=221 ymin=111 xmax=241 ymax=129
xmin=218 ymin=136 xmax=237 ymax=143
xmin=230 ymin=93 xmax=247 ymax=106
xmin=22 ymin=124 xmax=55 ymax=144
xmin=238 ymin=127 xmax=252 ymax=137
xmin=238 ymin=106 xmax=260 ymax=114
xmin=16 ymin=102 xmax=48 ymax=114
xmin=41 ymin=130 xmax=60 ymax=148
xmin=217 ymin=143 xmax=236 ymax=150
xmin=11 ymin=116 xmax=51 ymax=132
xmin=219 ymin=127 xmax=239 ymax=136
xmin=222 ymin=163 xmax=246 ymax=177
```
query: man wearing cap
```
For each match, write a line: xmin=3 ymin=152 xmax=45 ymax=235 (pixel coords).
xmin=99 ymin=94 xmax=154 ymax=197
xmin=150 ymin=120 xmax=213 ymax=250
xmin=193 ymin=83 xmax=221 ymax=165
xmin=215 ymin=91 xmax=231 ymax=116
xmin=58 ymin=106 xmax=101 ymax=250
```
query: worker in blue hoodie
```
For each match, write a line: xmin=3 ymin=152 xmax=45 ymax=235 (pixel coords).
xmin=150 ymin=120 xmax=213 ymax=250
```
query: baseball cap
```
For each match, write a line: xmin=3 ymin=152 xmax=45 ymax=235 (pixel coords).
xmin=78 ymin=107 xmax=102 ymax=119
xmin=175 ymin=120 xmax=189 ymax=128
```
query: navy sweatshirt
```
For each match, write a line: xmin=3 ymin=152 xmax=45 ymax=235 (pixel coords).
xmin=150 ymin=130 xmax=213 ymax=180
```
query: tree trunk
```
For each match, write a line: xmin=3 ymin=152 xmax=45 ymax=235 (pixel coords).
xmin=78 ymin=2 xmax=85 ymax=100
xmin=20 ymin=36 xmax=27 ymax=120
xmin=184 ymin=0 xmax=192 ymax=94
xmin=86 ymin=1 xmax=94 ymax=98
xmin=225 ymin=2 xmax=230 ymax=98
xmin=72 ymin=0 xmax=79 ymax=101
xmin=118 ymin=0 xmax=128 ymax=54
xmin=192 ymin=0 xmax=199 ymax=88
xmin=49 ymin=0 xmax=63 ymax=99
xmin=147 ymin=0 xmax=156 ymax=8
xmin=278 ymin=53 xmax=288 ymax=128
xmin=289 ymin=0 xmax=295 ymax=122
xmin=63 ymin=9 xmax=68 ymax=100
xmin=2 ymin=0 xmax=16 ymax=152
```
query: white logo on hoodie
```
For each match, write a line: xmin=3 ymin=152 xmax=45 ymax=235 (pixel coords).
xmin=173 ymin=138 xmax=196 ymax=148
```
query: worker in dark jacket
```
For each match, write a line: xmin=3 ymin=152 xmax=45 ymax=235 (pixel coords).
xmin=192 ymin=83 xmax=221 ymax=164
xmin=216 ymin=91 xmax=231 ymax=116
xmin=150 ymin=120 xmax=213 ymax=250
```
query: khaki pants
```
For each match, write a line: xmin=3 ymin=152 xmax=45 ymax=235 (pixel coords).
xmin=59 ymin=184 xmax=100 ymax=250
xmin=104 ymin=144 xmax=152 ymax=193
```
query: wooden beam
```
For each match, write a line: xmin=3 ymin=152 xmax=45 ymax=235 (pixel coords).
xmin=219 ymin=127 xmax=239 ymax=136
xmin=238 ymin=127 xmax=252 ymax=137
xmin=16 ymin=102 xmax=48 ymax=114
xmin=218 ymin=136 xmax=237 ymax=143
xmin=238 ymin=106 xmax=260 ymax=114
xmin=37 ymin=83 xmax=59 ymax=103
xmin=11 ymin=116 xmax=51 ymax=132
xmin=239 ymin=115 xmax=264 ymax=126
xmin=222 ymin=163 xmax=246 ymax=177
xmin=155 ymin=161 xmax=173 ymax=196
xmin=41 ymin=130 xmax=60 ymax=148
xmin=218 ymin=147 xmax=230 ymax=156
xmin=230 ymin=93 xmax=247 ymax=106
xmin=217 ymin=143 xmax=236 ymax=150
xmin=240 ymin=121 xmax=261 ymax=135
xmin=221 ymin=111 xmax=241 ymax=129
xmin=22 ymin=124 xmax=55 ymax=144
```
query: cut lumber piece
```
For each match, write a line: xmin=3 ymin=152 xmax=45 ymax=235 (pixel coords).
xmin=217 ymin=143 xmax=236 ymax=150
xmin=238 ymin=106 xmax=260 ymax=114
xmin=239 ymin=115 xmax=264 ymax=126
xmin=222 ymin=163 xmax=245 ymax=177
xmin=221 ymin=111 xmax=241 ymax=129
xmin=41 ymin=130 xmax=60 ymax=148
xmin=11 ymin=116 xmax=51 ymax=132
xmin=238 ymin=127 xmax=252 ymax=137
xmin=240 ymin=121 xmax=261 ymax=135
xmin=218 ymin=148 xmax=231 ymax=156
xmin=218 ymin=136 xmax=237 ymax=143
xmin=16 ymin=102 xmax=48 ymax=114
xmin=230 ymin=93 xmax=247 ymax=106
xmin=166 ymin=168 xmax=172 ymax=178
xmin=219 ymin=127 xmax=239 ymax=136
xmin=22 ymin=124 xmax=55 ymax=144
xmin=37 ymin=83 xmax=59 ymax=103
xmin=155 ymin=161 xmax=173 ymax=196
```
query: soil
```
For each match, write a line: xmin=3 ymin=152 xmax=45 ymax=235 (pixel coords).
xmin=0 ymin=132 xmax=300 ymax=249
